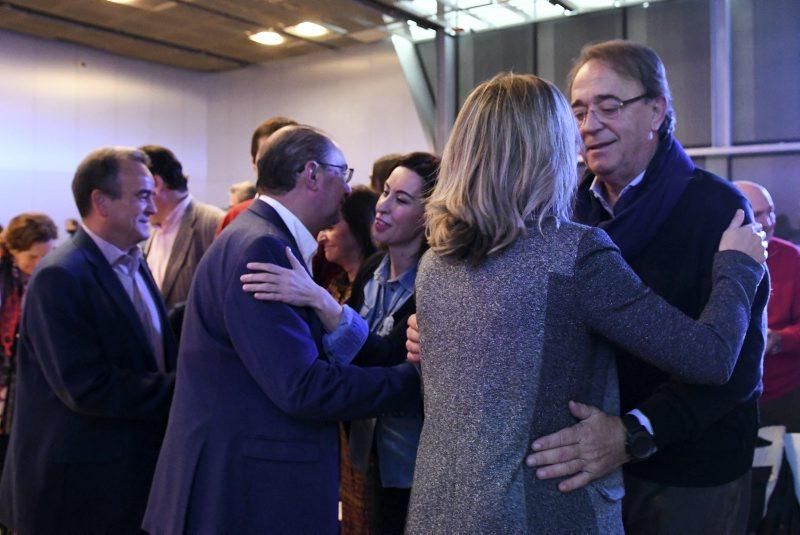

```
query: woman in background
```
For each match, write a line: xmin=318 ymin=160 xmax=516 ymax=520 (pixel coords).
xmin=0 ymin=213 xmax=58 ymax=467
xmin=316 ymin=185 xmax=379 ymax=534
xmin=405 ymin=73 xmax=765 ymax=533
xmin=242 ymin=152 xmax=439 ymax=533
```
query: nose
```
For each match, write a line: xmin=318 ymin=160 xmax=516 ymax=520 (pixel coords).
xmin=344 ymin=181 xmax=352 ymax=196
xmin=318 ymin=231 xmax=328 ymax=245
xmin=580 ymin=108 xmax=604 ymax=134
xmin=145 ymin=196 xmax=156 ymax=216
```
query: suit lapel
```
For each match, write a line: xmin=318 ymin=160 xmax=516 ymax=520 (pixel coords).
xmin=139 ymin=260 xmax=177 ymax=372
xmin=74 ymin=229 xmax=158 ymax=370
xmin=248 ymin=200 xmax=326 ymax=347
xmin=160 ymin=202 xmax=194 ymax=303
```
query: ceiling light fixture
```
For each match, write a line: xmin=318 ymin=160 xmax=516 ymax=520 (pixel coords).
xmin=249 ymin=31 xmax=285 ymax=46
xmin=106 ymin=0 xmax=136 ymax=4
xmin=286 ymin=22 xmax=329 ymax=38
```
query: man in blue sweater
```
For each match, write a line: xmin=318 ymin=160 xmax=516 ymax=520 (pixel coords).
xmin=526 ymin=40 xmax=769 ymax=534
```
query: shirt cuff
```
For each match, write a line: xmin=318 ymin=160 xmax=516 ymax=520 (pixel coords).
xmin=628 ymin=408 xmax=655 ymax=437
xmin=322 ymin=305 xmax=368 ymax=364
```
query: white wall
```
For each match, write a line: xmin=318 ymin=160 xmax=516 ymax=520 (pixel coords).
xmin=0 ymin=31 xmax=429 ymax=233
xmin=205 ymin=40 xmax=431 ymax=203
xmin=0 ymin=30 xmax=209 ymax=232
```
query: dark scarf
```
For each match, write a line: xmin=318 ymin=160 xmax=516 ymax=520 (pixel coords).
xmin=574 ymin=135 xmax=695 ymax=261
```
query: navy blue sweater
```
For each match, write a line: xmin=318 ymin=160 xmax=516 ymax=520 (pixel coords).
xmin=576 ymin=169 xmax=769 ymax=486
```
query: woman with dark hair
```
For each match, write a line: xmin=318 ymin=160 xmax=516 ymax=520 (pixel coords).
xmin=318 ymin=186 xmax=378 ymax=303
xmin=0 ymin=213 xmax=57 ymax=466
xmin=242 ymin=151 xmax=439 ymax=533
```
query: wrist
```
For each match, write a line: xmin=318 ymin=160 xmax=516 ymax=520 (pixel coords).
xmin=622 ymin=413 xmax=657 ymax=462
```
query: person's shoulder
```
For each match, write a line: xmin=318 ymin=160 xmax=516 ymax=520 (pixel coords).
xmin=687 ymin=168 xmax=746 ymax=207
xmin=192 ymin=200 xmax=225 ymax=220
xmin=771 ymin=237 xmax=800 ymax=257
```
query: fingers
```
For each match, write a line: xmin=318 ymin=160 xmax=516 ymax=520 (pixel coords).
xmin=558 ymin=472 xmax=593 ymax=493
xmin=726 ymin=208 xmax=745 ymax=230
xmin=284 ymin=246 xmax=304 ymax=269
xmin=531 ymin=426 xmax=580 ymax=452
xmin=535 ymin=459 xmax=585 ymax=480
xmin=568 ymin=400 xmax=598 ymax=420
xmin=526 ymin=443 xmax=581 ymax=469
xmin=408 ymin=314 xmax=418 ymax=330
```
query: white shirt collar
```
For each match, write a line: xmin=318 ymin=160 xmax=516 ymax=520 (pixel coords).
xmin=589 ymin=170 xmax=645 ymax=216
xmin=257 ymin=195 xmax=318 ymax=271
xmin=81 ymin=223 xmax=141 ymax=267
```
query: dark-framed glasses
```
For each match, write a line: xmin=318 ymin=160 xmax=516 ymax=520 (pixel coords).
xmin=318 ymin=162 xmax=354 ymax=183
xmin=572 ymin=93 xmax=649 ymax=126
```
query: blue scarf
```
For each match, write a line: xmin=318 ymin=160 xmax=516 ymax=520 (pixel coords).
xmin=574 ymin=135 xmax=695 ymax=260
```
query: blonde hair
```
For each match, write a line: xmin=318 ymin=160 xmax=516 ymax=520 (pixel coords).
xmin=426 ymin=73 xmax=579 ymax=264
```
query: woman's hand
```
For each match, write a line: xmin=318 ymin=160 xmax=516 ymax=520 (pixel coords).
xmin=241 ymin=246 xmax=326 ymax=308
xmin=718 ymin=209 xmax=768 ymax=263
xmin=406 ymin=314 xmax=421 ymax=364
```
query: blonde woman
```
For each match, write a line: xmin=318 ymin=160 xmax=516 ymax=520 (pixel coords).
xmin=405 ymin=73 xmax=766 ymax=533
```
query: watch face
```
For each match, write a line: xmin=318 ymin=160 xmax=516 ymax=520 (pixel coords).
xmin=630 ymin=431 xmax=657 ymax=460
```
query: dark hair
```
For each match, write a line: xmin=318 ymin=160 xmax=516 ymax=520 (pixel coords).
xmin=394 ymin=151 xmax=440 ymax=201
xmin=139 ymin=145 xmax=187 ymax=191
xmin=1 ymin=213 xmax=58 ymax=254
xmin=256 ymin=125 xmax=334 ymax=195
xmin=567 ymin=39 xmax=675 ymax=138
xmin=341 ymin=186 xmax=379 ymax=260
xmin=250 ymin=116 xmax=298 ymax=163
xmin=370 ymin=153 xmax=403 ymax=194
xmin=72 ymin=147 xmax=150 ymax=218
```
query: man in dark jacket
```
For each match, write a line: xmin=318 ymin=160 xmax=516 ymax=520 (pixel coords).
xmin=526 ymin=40 xmax=769 ymax=534
xmin=0 ymin=147 xmax=176 ymax=534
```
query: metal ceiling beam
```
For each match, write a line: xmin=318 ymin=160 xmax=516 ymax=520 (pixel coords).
xmin=0 ymin=1 xmax=250 ymax=68
xmin=347 ymin=0 xmax=448 ymax=32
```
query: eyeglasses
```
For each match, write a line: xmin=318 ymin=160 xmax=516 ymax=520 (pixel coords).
xmin=318 ymin=161 xmax=354 ymax=184
xmin=572 ymin=93 xmax=649 ymax=126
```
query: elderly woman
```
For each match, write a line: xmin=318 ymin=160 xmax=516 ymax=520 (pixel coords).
xmin=0 ymin=213 xmax=57 ymax=467
xmin=242 ymin=152 xmax=439 ymax=533
xmin=404 ymin=73 xmax=765 ymax=533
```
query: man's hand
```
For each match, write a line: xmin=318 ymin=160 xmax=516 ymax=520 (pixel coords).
xmin=525 ymin=401 xmax=629 ymax=492
xmin=406 ymin=314 xmax=420 ymax=364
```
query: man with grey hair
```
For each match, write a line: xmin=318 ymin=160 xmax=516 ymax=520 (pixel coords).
xmin=735 ymin=180 xmax=800 ymax=432
xmin=524 ymin=40 xmax=769 ymax=533
xmin=143 ymin=125 xmax=421 ymax=534
xmin=0 ymin=147 xmax=176 ymax=533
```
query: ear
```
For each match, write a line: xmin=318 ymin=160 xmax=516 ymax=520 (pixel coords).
xmin=152 ymin=174 xmax=166 ymax=193
xmin=300 ymin=161 xmax=321 ymax=192
xmin=90 ymin=189 xmax=110 ymax=217
xmin=649 ymin=95 xmax=668 ymax=133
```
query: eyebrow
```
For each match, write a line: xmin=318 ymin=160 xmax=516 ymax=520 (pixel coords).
xmin=386 ymin=185 xmax=417 ymax=200
xmin=571 ymin=93 xmax=622 ymax=106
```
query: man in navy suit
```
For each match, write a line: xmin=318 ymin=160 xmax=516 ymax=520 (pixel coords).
xmin=143 ymin=125 xmax=420 ymax=534
xmin=0 ymin=147 xmax=177 ymax=533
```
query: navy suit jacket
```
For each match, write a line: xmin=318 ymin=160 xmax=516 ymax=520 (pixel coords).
xmin=143 ymin=200 xmax=420 ymax=534
xmin=0 ymin=228 xmax=176 ymax=534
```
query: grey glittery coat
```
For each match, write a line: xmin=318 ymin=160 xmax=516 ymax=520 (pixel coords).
xmin=406 ymin=221 xmax=763 ymax=534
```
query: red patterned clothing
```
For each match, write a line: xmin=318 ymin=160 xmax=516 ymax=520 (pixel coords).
xmin=761 ymin=237 xmax=800 ymax=404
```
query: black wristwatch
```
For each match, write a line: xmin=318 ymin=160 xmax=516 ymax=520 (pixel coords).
xmin=622 ymin=414 xmax=657 ymax=461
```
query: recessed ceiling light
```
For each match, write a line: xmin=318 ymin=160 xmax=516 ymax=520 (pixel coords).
xmin=249 ymin=31 xmax=285 ymax=46
xmin=106 ymin=0 xmax=135 ymax=4
xmin=286 ymin=22 xmax=329 ymax=38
